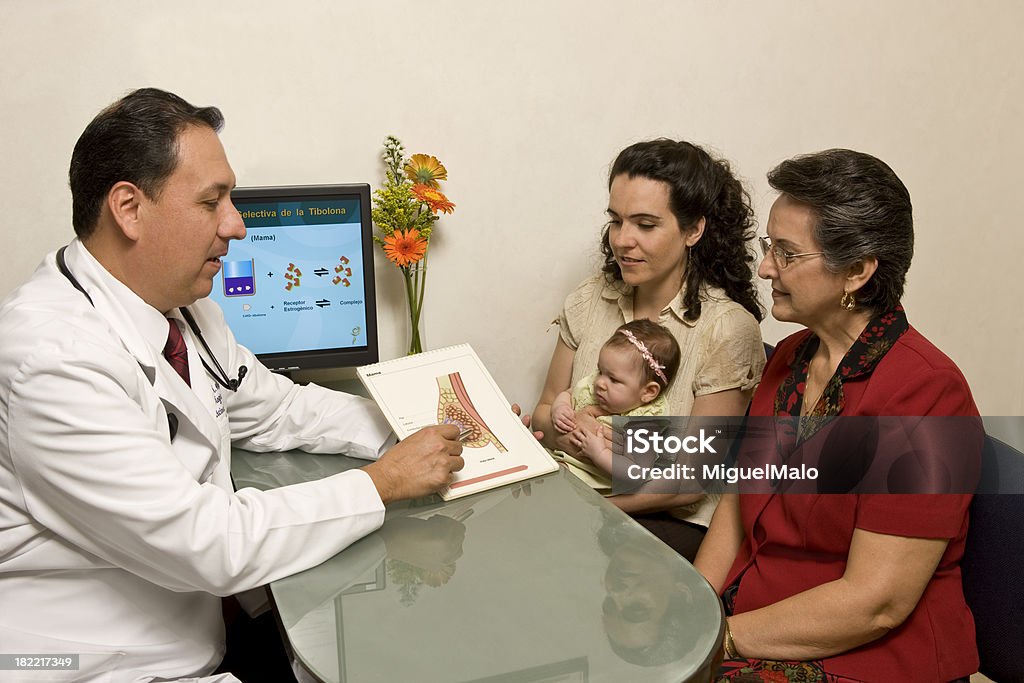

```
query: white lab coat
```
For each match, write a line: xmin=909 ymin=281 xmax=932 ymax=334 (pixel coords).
xmin=0 ymin=241 xmax=394 ymax=682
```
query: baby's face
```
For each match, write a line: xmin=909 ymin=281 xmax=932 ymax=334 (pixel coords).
xmin=593 ymin=345 xmax=649 ymax=414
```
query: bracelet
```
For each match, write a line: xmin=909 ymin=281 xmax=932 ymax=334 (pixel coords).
xmin=723 ymin=619 xmax=738 ymax=659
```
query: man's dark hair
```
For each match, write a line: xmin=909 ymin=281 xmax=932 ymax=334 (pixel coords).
xmin=767 ymin=149 xmax=914 ymax=314
xmin=69 ymin=88 xmax=224 ymax=238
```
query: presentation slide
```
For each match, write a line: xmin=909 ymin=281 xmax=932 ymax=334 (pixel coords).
xmin=209 ymin=198 xmax=369 ymax=356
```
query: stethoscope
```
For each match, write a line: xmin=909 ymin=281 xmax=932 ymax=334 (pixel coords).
xmin=56 ymin=245 xmax=247 ymax=393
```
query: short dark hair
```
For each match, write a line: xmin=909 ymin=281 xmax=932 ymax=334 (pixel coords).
xmin=604 ymin=319 xmax=682 ymax=391
xmin=69 ymin=88 xmax=224 ymax=238
xmin=602 ymin=139 xmax=763 ymax=323
xmin=767 ymin=149 xmax=914 ymax=314
xmin=597 ymin=516 xmax=693 ymax=667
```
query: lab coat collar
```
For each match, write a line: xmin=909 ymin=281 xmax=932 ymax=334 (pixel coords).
xmin=61 ymin=240 xmax=222 ymax=452
xmin=63 ymin=241 xmax=161 ymax=383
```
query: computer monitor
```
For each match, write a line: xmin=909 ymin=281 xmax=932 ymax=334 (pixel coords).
xmin=209 ymin=184 xmax=379 ymax=373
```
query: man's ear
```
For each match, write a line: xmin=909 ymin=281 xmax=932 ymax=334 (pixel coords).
xmin=640 ymin=381 xmax=661 ymax=404
xmin=106 ymin=181 xmax=144 ymax=242
xmin=846 ymin=255 xmax=879 ymax=294
xmin=685 ymin=216 xmax=706 ymax=247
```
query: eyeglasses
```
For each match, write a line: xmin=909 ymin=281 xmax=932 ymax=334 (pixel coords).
xmin=758 ymin=235 xmax=824 ymax=269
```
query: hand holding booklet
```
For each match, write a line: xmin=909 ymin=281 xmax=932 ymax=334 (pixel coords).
xmin=357 ymin=344 xmax=558 ymax=500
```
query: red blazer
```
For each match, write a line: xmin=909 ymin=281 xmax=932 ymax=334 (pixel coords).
xmin=726 ymin=325 xmax=980 ymax=682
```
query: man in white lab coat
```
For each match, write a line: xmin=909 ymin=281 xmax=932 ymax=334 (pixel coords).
xmin=0 ymin=88 xmax=466 ymax=682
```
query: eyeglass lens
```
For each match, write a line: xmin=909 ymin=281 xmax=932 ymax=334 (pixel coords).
xmin=759 ymin=237 xmax=788 ymax=268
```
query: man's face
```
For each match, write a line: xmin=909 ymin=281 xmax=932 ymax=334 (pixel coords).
xmin=135 ymin=125 xmax=245 ymax=313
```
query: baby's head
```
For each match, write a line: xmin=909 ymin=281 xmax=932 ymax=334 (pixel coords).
xmin=594 ymin=320 xmax=681 ymax=414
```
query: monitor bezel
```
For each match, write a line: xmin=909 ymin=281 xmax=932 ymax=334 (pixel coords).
xmin=228 ymin=183 xmax=379 ymax=373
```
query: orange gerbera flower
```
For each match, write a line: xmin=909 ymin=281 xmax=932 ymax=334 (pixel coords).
xmin=412 ymin=184 xmax=456 ymax=215
xmin=404 ymin=154 xmax=448 ymax=188
xmin=382 ymin=229 xmax=428 ymax=266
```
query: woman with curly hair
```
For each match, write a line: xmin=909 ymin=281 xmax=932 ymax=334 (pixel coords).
xmin=534 ymin=139 xmax=765 ymax=560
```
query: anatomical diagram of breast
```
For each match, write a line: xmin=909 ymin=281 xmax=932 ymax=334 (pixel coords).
xmin=436 ymin=372 xmax=507 ymax=452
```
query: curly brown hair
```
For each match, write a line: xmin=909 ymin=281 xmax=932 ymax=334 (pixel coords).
xmin=601 ymin=139 xmax=763 ymax=322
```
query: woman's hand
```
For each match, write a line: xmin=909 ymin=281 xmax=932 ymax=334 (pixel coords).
xmin=553 ymin=410 xmax=604 ymax=456
xmin=510 ymin=403 xmax=544 ymax=441
xmin=578 ymin=425 xmax=613 ymax=474
xmin=552 ymin=429 xmax=581 ymax=455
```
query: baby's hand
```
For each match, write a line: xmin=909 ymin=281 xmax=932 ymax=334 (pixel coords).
xmin=551 ymin=404 xmax=577 ymax=434
xmin=579 ymin=428 xmax=603 ymax=459
xmin=579 ymin=428 xmax=613 ymax=474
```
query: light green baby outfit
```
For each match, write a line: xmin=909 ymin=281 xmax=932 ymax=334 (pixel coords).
xmin=553 ymin=371 xmax=666 ymax=493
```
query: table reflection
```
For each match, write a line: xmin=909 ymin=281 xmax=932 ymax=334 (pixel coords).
xmin=382 ymin=514 xmax=467 ymax=605
xmin=599 ymin=510 xmax=701 ymax=668
xmin=235 ymin=448 xmax=722 ymax=683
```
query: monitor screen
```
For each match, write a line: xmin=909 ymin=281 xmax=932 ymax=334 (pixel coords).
xmin=210 ymin=184 xmax=379 ymax=373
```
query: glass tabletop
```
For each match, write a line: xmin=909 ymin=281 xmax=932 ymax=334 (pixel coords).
xmin=233 ymin=448 xmax=723 ymax=683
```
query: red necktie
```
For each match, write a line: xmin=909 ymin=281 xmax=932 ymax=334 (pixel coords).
xmin=163 ymin=318 xmax=191 ymax=387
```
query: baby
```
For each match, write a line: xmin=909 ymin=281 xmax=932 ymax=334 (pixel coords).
xmin=551 ymin=319 xmax=681 ymax=481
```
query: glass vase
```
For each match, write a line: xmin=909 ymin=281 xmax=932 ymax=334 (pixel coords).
xmin=402 ymin=260 xmax=427 ymax=355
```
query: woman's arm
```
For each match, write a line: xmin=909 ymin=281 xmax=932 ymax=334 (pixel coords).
xmin=691 ymin=387 xmax=753 ymax=419
xmin=693 ymin=493 xmax=744 ymax=593
xmin=533 ymin=337 xmax=580 ymax=452
xmin=608 ymin=388 xmax=752 ymax=514
xmin=608 ymin=491 xmax=706 ymax=513
xmin=727 ymin=529 xmax=949 ymax=660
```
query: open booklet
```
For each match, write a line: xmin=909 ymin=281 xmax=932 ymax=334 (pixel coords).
xmin=357 ymin=344 xmax=558 ymax=500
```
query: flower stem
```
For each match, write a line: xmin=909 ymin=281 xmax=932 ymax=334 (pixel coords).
xmin=404 ymin=260 xmax=426 ymax=355
xmin=416 ymin=253 xmax=428 ymax=323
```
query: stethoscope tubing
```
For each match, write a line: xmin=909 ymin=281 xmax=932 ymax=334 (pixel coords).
xmin=56 ymin=245 xmax=246 ymax=392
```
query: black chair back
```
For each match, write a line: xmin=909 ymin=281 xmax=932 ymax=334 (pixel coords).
xmin=962 ymin=435 xmax=1024 ymax=682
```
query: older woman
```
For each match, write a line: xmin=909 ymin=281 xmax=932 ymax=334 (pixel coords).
xmin=533 ymin=139 xmax=765 ymax=560
xmin=694 ymin=150 xmax=979 ymax=682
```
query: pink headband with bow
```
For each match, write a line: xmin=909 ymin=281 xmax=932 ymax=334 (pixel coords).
xmin=618 ymin=329 xmax=668 ymax=384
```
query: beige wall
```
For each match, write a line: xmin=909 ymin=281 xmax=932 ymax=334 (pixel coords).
xmin=1 ymin=0 xmax=1021 ymax=414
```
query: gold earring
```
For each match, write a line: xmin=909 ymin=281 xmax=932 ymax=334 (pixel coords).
xmin=840 ymin=291 xmax=856 ymax=310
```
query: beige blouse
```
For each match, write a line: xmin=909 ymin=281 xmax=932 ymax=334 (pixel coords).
xmin=557 ymin=274 xmax=766 ymax=526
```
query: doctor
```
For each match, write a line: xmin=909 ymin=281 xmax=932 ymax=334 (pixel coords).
xmin=0 ymin=88 xmax=467 ymax=682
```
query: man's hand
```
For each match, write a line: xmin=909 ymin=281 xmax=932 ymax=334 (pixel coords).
xmin=362 ymin=425 xmax=464 ymax=503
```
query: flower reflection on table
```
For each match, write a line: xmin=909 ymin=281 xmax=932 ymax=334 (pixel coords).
xmin=381 ymin=514 xmax=467 ymax=606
